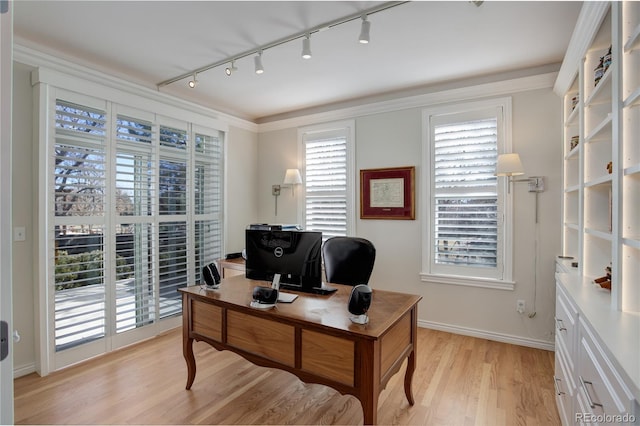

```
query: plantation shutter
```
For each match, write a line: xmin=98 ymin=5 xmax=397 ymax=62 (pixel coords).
xmin=53 ymin=100 xmax=107 ymax=350
xmin=158 ymin=124 xmax=188 ymax=318
xmin=303 ymin=131 xmax=348 ymax=239
xmin=193 ymin=130 xmax=224 ymax=285
xmin=432 ymin=114 xmax=500 ymax=271
xmin=114 ymin=113 xmax=156 ymax=333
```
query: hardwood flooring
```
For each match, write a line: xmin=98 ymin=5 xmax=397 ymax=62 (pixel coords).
xmin=14 ymin=327 xmax=560 ymax=425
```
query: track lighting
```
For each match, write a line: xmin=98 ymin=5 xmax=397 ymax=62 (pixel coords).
xmin=188 ymin=73 xmax=198 ymax=88
xmin=254 ymin=51 xmax=264 ymax=74
xmin=225 ymin=60 xmax=237 ymax=76
xmin=301 ymin=34 xmax=312 ymax=59
xmin=157 ymin=2 xmax=410 ymax=89
xmin=359 ymin=15 xmax=371 ymax=44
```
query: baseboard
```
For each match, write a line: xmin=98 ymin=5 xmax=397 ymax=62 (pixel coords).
xmin=418 ymin=320 xmax=555 ymax=351
xmin=14 ymin=363 xmax=36 ymax=378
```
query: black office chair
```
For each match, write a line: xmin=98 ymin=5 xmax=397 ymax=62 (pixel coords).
xmin=322 ymin=236 xmax=376 ymax=286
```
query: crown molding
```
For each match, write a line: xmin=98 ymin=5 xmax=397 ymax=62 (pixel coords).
xmin=13 ymin=43 xmax=258 ymax=133
xmin=257 ymin=71 xmax=557 ymax=133
xmin=553 ymin=1 xmax=610 ymax=96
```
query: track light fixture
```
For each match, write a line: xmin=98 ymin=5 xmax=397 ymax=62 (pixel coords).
xmin=225 ymin=60 xmax=237 ymax=76
xmin=157 ymin=1 xmax=410 ymax=89
xmin=358 ymin=15 xmax=371 ymax=44
xmin=301 ymin=34 xmax=312 ymax=59
xmin=188 ymin=73 xmax=198 ymax=88
xmin=254 ymin=51 xmax=264 ymax=74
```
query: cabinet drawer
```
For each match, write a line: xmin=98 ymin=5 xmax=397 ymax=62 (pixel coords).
xmin=555 ymin=284 xmax=578 ymax=368
xmin=578 ymin=318 xmax=634 ymax=419
xmin=555 ymin=347 xmax=575 ymax=426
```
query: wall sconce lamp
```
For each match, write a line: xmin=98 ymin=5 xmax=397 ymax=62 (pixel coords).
xmin=496 ymin=153 xmax=544 ymax=194
xmin=272 ymin=169 xmax=303 ymax=216
xmin=282 ymin=169 xmax=303 ymax=195
xmin=496 ymin=153 xmax=545 ymax=223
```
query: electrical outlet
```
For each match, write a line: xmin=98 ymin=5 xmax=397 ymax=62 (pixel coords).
xmin=516 ymin=299 xmax=525 ymax=314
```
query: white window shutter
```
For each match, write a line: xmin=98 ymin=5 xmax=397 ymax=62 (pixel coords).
xmin=304 ymin=135 xmax=348 ymax=238
xmin=432 ymin=117 xmax=499 ymax=270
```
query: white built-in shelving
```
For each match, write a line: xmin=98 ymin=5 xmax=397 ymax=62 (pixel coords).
xmin=556 ymin=5 xmax=640 ymax=421
xmin=561 ymin=1 xmax=639 ymax=313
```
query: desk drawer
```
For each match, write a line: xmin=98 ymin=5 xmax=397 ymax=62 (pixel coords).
xmin=227 ymin=311 xmax=295 ymax=367
xmin=381 ymin=312 xmax=411 ymax=377
xmin=301 ymin=330 xmax=354 ymax=386
xmin=191 ymin=300 xmax=222 ymax=341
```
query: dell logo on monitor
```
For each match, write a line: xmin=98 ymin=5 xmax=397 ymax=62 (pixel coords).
xmin=273 ymin=246 xmax=284 ymax=258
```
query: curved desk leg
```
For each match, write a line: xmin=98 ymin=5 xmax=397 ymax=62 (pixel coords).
xmin=183 ymin=334 xmax=196 ymax=390
xmin=403 ymin=348 xmax=416 ymax=406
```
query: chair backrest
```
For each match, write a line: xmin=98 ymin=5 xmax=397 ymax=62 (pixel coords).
xmin=322 ymin=237 xmax=376 ymax=286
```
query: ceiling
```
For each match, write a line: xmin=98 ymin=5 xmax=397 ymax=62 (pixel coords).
xmin=13 ymin=1 xmax=582 ymax=123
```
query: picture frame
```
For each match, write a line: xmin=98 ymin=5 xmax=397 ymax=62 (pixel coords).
xmin=360 ymin=166 xmax=415 ymax=220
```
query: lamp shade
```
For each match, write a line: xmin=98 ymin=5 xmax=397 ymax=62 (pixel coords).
xmin=283 ymin=169 xmax=302 ymax=185
xmin=496 ymin=153 xmax=525 ymax=176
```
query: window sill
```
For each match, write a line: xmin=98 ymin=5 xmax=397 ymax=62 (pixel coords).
xmin=420 ymin=273 xmax=515 ymax=291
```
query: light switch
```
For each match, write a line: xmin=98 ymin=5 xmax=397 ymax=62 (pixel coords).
xmin=14 ymin=226 xmax=26 ymax=242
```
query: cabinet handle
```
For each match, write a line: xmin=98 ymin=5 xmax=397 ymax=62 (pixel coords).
xmin=579 ymin=376 xmax=603 ymax=409
xmin=555 ymin=317 xmax=567 ymax=332
xmin=554 ymin=376 xmax=565 ymax=396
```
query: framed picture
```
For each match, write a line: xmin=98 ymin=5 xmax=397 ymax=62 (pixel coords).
xmin=360 ymin=166 xmax=415 ymax=220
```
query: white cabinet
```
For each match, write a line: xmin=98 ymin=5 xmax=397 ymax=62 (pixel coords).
xmin=555 ymin=272 xmax=639 ymax=425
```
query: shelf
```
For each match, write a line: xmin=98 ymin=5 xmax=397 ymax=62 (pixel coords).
xmin=565 ymin=146 xmax=580 ymax=160
xmin=624 ymin=22 xmax=640 ymax=52
xmin=565 ymin=222 xmax=580 ymax=231
xmin=565 ymin=104 xmax=579 ymax=126
xmin=623 ymin=86 xmax=640 ymax=108
xmin=585 ymin=113 xmax=612 ymax=142
xmin=585 ymin=67 xmax=613 ymax=106
xmin=564 ymin=184 xmax=580 ymax=193
xmin=585 ymin=227 xmax=613 ymax=241
xmin=584 ymin=174 xmax=613 ymax=187
xmin=625 ymin=163 xmax=640 ymax=176
xmin=623 ymin=237 xmax=640 ymax=250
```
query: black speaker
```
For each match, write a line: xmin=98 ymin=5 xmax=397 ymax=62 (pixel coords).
xmin=202 ymin=263 xmax=221 ymax=288
xmin=252 ymin=286 xmax=278 ymax=305
xmin=348 ymin=284 xmax=372 ymax=324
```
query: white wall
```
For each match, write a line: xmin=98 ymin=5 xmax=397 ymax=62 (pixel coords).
xmin=256 ymin=87 xmax=562 ymax=348
xmin=256 ymin=127 xmax=300 ymax=225
xmin=225 ymin=126 xmax=259 ymax=253
xmin=11 ymin=63 xmax=35 ymax=375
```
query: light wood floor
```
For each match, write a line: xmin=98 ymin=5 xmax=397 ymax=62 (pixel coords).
xmin=14 ymin=327 xmax=560 ymax=425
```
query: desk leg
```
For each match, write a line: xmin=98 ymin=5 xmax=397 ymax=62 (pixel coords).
xmin=183 ymin=334 xmax=196 ymax=390
xmin=404 ymin=348 xmax=416 ymax=406
xmin=182 ymin=294 xmax=196 ymax=390
xmin=361 ymin=393 xmax=378 ymax=426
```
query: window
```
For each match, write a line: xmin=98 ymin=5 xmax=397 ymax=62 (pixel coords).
xmin=422 ymin=99 xmax=514 ymax=289
xmin=299 ymin=121 xmax=355 ymax=239
xmin=48 ymin=94 xmax=224 ymax=364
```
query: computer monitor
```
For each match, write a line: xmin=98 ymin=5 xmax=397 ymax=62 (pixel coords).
xmin=245 ymin=229 xmax=333 ymax=294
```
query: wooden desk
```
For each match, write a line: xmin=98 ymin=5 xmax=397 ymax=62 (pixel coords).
xmin=216 ymin=257 xmax=245 ymax=278
xmin=179 ymin=276 xmax=421 ymax=425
